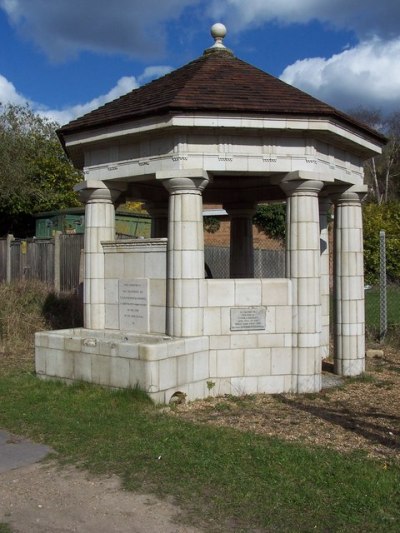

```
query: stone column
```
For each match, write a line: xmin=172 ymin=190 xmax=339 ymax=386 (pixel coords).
xmin=163 ymin=175 xmax=209 ymax=337
xmin=224 ymin=203 xmax=256 ymax=278
xmin=77 ymin=183 xmax=123 ymax=330
xmin=319 ymin=198 xmax=331 ymax=359
xmin=334 ymin=190 xmax=365 ymax=375
xmin=281 ymin=179 xmax=324 ymax=393
xmin=146 ymin=201 xmax=169 ymax=238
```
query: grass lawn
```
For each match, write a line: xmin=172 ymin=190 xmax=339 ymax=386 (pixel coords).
xmin=0 ymin=372 xmax=399 ymax=532
xmin=365 ymin=285 xmax=400 ymax=331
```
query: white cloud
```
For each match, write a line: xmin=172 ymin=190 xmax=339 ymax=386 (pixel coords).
xmin=280 ymin=37 xmax=400 ymax=113
xmin=0 ymin=0 xmax=200 ymax=61
xmin=208 ymin=0 xmax=400 ymax=40
xmin=138 ymin=66 xmax=173 ymax=84
xmin=0 ymin=61 xmax=174 ymax=125
xmin=39 ymin=76 xmax=139 ymax=125
xmin=0 ymin=74 xmax=139 ymax=125
xmin=0 ymin=74 xmax=31 ymax=106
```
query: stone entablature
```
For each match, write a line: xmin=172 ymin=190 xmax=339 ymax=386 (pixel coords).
xmin=81 ymin=128 xmax=366 ymax=186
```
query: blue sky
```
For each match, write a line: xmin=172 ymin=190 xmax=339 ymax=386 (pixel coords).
xmin=1 ymin=0 xmax=400 ymax=125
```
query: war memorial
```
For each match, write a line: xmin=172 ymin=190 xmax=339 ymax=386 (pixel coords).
xmin=35 ymin=24 xmax=385 ymax=402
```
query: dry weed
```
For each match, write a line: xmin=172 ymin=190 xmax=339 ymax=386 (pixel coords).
xmin=0 ymin=281 xmax=82 ymax=373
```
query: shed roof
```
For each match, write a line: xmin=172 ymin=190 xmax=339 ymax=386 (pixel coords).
xmin=58 ymin=47 xmax=385 ymax=144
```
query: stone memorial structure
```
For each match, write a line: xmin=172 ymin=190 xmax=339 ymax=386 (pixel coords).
xmin=35 ymin=24 xmax=385 ymax=402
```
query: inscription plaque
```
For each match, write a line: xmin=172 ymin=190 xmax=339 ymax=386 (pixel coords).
xmin=119 ymin=279 xmax=149 ymax=332
xmin=230 ymin=307 xmax=266 ymax=331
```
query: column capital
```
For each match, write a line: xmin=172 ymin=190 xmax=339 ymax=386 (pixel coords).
xmin=74 ymin=180 xmax=126 ymax=204
xmin=280 ymin=179 xmax=324 ymax=197
xmin=334 ymin=190 xmax=366 ymax=205
xmin=162 ymin=176 xmax=209 ymax=194
xmin=329 ymin=184 xmax=368 ymax=205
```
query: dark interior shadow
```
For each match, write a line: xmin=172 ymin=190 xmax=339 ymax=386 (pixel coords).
xmin=42 ymin=291 xmax=83 ymax=330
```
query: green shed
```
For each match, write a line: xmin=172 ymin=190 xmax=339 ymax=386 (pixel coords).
xmin=35 ymin=208 xmax=151 ymax=238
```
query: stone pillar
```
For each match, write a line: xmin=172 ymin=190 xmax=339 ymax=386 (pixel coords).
xmin=78 ymin=183 xmax=123 ymax=330
xmin=146 ymin=202 xmax=168 ymax=238
xmin=224 ymin=203 xmax=256 ymax=278
xmin=319 ymin=198 xmax=331 ymax=359
xmin=163 ymin=176 xmax=208 ymax=337
xmin=281 ymin=179 xmax=324 ymax=393
xmin=334 ymin=190 xmax=365 ymax=375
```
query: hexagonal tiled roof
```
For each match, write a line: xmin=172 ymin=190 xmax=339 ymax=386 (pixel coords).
xmin=58 ymin=48 xmax=385 ymax=144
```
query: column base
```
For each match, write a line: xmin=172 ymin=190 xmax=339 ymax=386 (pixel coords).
xmin=334 ymin=358 xmax=365 ymax=376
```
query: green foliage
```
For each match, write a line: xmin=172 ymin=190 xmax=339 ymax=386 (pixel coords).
xmin=203 ymin=216 xmax=220 ymax=233
xmin=363 ymin=202 xmax=400 ymax=284
xmin=0 ymin=104 xmax=82 ymax=235
xmin=119 ymin=201 xmax=147 ymax=214
xmin=253 ymin=202 xmax=286 ymax=239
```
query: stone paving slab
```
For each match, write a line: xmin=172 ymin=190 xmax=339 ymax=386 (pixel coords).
xmin=321 ymin=372 xmax=344 ymax=389
xmin=0 ymin=429 xmax=53 ymax=473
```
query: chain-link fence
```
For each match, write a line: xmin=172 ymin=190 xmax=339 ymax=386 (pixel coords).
xmin=365 ymin=231 xmax=400 ymax=342
xmin=204 ymin=219 xmax=285 ymax=279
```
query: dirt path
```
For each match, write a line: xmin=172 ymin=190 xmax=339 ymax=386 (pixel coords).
xmin=0 ymin=462 xmax=200 ymax=533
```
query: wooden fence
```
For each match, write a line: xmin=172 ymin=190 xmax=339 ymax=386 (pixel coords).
xmin=0 ymin=234 xmax=84 ymax=293
xmin=0 ymin=234 xmax=286 ymax=292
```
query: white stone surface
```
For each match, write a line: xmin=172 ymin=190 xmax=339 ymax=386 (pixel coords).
xmin=334 ymin=191 xmax=365 ymax=376
xmin=281 ymin=179 xmax=324 ymax=392
xmin=37 ymin=67 xmax=379 ymax=400
xmin=216 ymin=349 xmax=244 ymax=377
xmin=234 ymin=279 xmax=262 ymax=306
xmin=261 ymin=279 xmax=291 ymax=306
xmin=244 ymin=348 xmax=271 ymax=376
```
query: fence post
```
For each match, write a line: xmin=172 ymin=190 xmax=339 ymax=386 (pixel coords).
xmin=379 ymin=229 xmax=387 ymax=342
xmin=54 ymin=231 xmax=61 ymax=294
xmin=6 ymin=234 xmax=14 ymax=283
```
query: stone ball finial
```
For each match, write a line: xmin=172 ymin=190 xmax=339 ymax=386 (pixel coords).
xmin=210 ymin=23 xmax=227 ymax=48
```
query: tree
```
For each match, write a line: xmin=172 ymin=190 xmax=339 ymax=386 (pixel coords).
xmin=348 ymin=107 xmax=400 ymax=203
xmin=0 ymin=104 xmax=82 ymax=235
xmin=363 ymin=202 xmax=400 ymax=285
xmin=253 ymin=203 xmax=286 ymax=240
